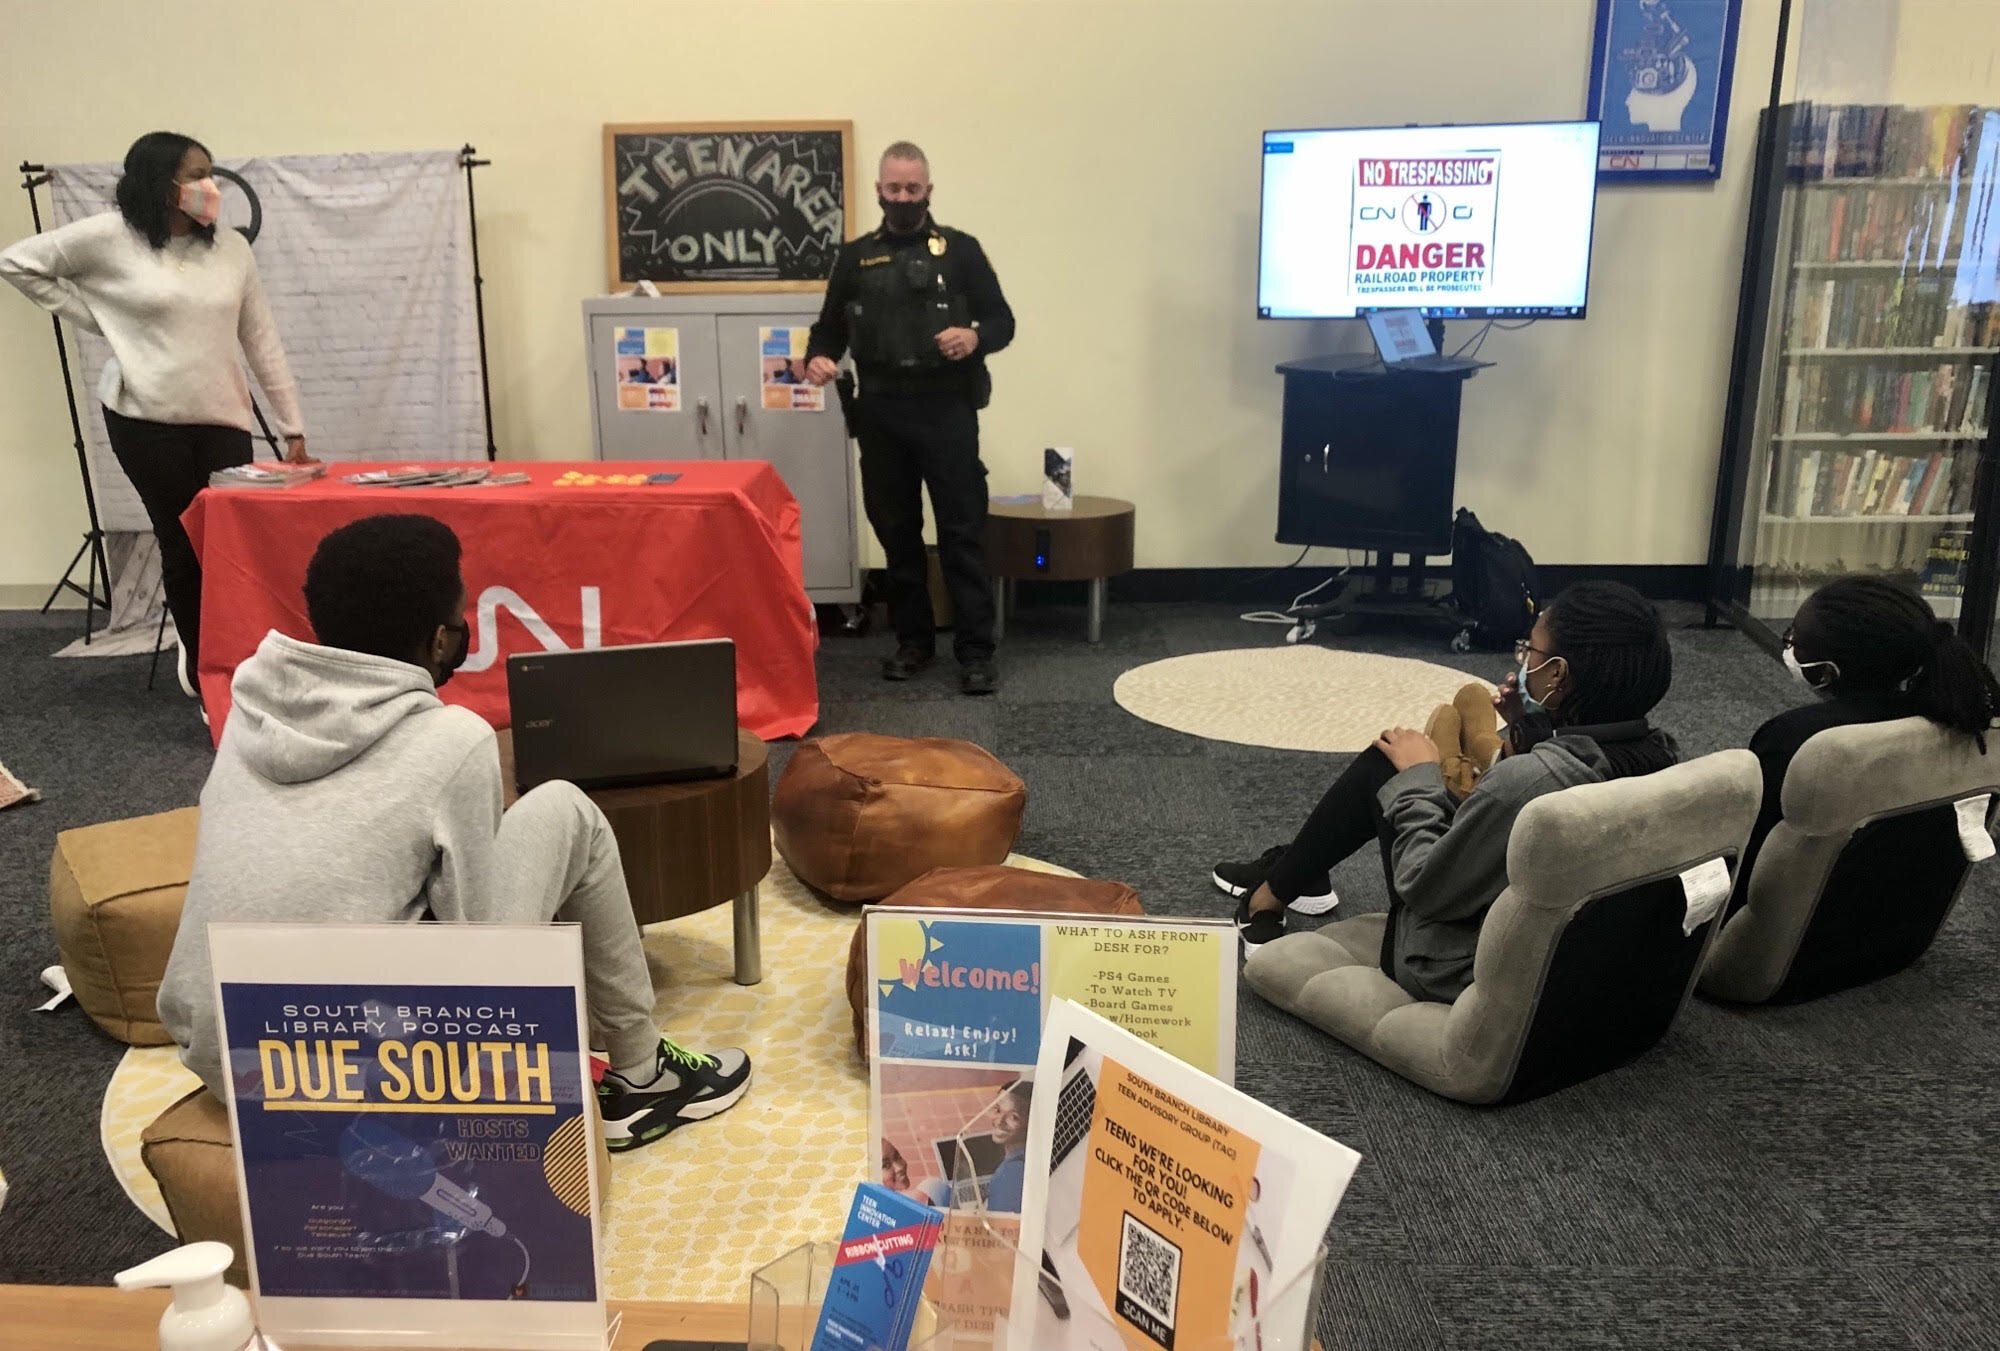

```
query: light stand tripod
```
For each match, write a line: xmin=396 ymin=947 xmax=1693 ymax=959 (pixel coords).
xmin=19 ymin=162 xmax=111 ymax=643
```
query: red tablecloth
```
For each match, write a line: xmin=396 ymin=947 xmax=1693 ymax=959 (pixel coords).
xmin=183 ymin=461 xmax=819 ymax=742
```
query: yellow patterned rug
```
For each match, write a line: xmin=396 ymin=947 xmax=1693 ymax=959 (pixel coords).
xmin=99 ymin=843 xmax=1073 ymax=1302
xmin=1113 ymin=646 xmax=1491 ymax=753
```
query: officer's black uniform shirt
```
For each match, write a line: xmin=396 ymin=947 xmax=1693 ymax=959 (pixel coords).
xmin=807 ymin=218 xmax=1014 ymax=398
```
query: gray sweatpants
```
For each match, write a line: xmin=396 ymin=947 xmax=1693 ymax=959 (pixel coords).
xmin=483 ymin=782 xmax=661 ymax=1069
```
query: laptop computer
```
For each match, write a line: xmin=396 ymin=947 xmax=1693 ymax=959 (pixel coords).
xmin=1362 ymin=308 xmax=1493 ymax=373
xmin=506 ymin=638 xmax=737 ymax=792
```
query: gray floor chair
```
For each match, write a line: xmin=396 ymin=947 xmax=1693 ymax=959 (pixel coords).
xmin=1245 ymin=750 xmax=1761 ymax=1104
xmin=1700 ymin=716 xmax=1997 ymax=1004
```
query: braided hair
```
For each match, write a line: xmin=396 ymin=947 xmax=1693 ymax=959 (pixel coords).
xmin=1793 ymin=576 xmax=2000 ymax=750
xmin=1540 ymin=581 xmax=1674 ymax=728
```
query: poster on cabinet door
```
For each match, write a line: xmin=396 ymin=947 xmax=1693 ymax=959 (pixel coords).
xmin=615 ymin=326 xmax=681 ymax=411
xmin=761 ymin=326 xmax=826 ymax=411
xmin=210 ymin=921 xmax=605 ymax=1350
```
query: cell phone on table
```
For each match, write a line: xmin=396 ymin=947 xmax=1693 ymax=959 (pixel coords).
xmin=646 ymin=473 xmax=682 ymax=485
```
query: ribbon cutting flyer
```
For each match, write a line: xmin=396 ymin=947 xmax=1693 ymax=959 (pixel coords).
xmin=211 ymin=923 xmax=605 ymax=1350
xmin=1010 ymin=1002 xmax=1361 ymax=1351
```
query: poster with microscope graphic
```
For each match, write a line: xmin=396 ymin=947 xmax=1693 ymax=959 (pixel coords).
xmin=210 ymin=922 xmax=604 ymax=1350
xmin=864 ymin=909 xmax=1235 ymax=1351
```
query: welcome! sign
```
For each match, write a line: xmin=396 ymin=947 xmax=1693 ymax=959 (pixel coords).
xmin=1351 ymin=155 xmax=1500 ymax=302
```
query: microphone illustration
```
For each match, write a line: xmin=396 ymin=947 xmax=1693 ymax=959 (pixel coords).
xmin=339 ymin=1118 xmax=507 ymax=1237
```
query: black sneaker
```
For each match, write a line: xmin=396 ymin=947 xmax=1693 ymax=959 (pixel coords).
xmin=882 ymin=645 xmax=935 ymax=681
xmin=1235 ymin=893 xmax=1288 ymax=947
xmin=597 ymin=1039 xmax=752 ymax=1151
xmin=959 ymin=659 xmax=998 ymax=696
xmin=1210 ymin=846 xmax=1339 ymax=916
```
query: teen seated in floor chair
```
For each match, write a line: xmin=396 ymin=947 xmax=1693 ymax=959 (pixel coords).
xmin=1213 ymin=581 xmax=1680 ymax=1001
xmin=155 ymin=514 xmax=751 ymax=1152
xmin=1703 ymin=575 xmax=2000 ymax=1002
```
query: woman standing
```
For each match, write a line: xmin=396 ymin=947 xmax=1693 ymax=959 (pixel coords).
xmin=0 ymin=131 xmax=309 ymax=712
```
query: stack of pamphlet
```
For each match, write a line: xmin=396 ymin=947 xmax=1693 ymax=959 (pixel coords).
xmin=207 ymin=463 xmax=327 ymax=489
xmin=811 ymin=1183 xmax=943 ymax=1351
xmin=342 ymin=466 xmax=494 ymax=488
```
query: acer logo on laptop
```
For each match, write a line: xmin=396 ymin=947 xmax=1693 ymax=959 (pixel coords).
xmin=523 ymin=719 xmax=555 ymax=730
xmin=464 ymin=585 xmax=603 ymax=672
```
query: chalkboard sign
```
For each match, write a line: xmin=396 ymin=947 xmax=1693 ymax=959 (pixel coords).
xmin=603 ymin=121 xmax=854 ymax=292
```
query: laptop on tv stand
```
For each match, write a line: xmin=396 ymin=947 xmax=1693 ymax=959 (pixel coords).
xmin=1361 ymin=308 xmax=1493 ymax=374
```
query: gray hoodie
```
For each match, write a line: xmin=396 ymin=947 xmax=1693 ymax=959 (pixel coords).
xmin=1378 ymin=734 xmax=1647 ymax=1003
xmin=156 ymin=631 xmax=507 ymax=1097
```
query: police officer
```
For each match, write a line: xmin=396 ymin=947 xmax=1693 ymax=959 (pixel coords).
xmin=806 ymin=141 xmax=1014 ymax=695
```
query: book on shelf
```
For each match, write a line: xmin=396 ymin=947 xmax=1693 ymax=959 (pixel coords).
xmin=1766 ymin=446 xmax=1974 ymax=520
xmin=1790 ymin=102 xmax=1985 ymax=182
xmin=1780 ymin=359 xmax=1991 ymax=435
xmin=1921 ymin=529 xmax=1971 ymax=602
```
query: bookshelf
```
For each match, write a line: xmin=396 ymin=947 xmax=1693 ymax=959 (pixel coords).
xmin=1708 ymin=101 xmax=2000 ymax=654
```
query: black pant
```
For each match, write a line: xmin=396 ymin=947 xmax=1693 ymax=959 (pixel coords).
xmin=856 ymin=391 xmax=996 ymax=661
xmin=1265 ymin=745 xmax=1407 ymax=977
xmin=102 ymin=406 xmax=252 ymax=678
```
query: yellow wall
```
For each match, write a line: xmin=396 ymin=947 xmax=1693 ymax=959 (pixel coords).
xmin=0 ymin=0 xmax=1789 ymax=592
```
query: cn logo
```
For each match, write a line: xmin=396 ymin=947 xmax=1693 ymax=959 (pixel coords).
xmin=461 ymin=586 xmax=603 ymax=673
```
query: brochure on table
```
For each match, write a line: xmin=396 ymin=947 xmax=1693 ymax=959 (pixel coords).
xmin=864 ymin=907 xmax=1237 ymax=1351
xmin=209 ymin=922 xmax=606 ymax=1350
xmin=1007 ymin=1000 xmax=1362 ymax=1351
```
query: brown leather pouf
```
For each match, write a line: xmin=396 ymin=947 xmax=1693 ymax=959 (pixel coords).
xmin=772 ymin=734 xmax=1027 ymax=903
xmin=843 ymin=865 xmax=1144 ymax=1061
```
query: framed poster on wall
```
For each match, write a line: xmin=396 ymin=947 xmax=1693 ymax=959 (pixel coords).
xmin=604 ymin=120 xmax=854 ymax=291
xmin=1587 ymin=0 xmax=1742 ymax=181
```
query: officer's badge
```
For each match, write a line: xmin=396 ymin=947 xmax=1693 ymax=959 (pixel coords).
xmin=928 ymin=234 xmax=946 ymax=256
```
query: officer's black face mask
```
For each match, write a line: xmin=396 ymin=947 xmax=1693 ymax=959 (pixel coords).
xmin=879 ymin=195 xmax=930 ymax=233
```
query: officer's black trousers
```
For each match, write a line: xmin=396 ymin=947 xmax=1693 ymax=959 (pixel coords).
xmin=856 ymin=391 xmax=996 ymax=661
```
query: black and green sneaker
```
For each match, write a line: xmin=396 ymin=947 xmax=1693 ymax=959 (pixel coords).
xmin=597 ymin=1039 xmax=752 ymax=1151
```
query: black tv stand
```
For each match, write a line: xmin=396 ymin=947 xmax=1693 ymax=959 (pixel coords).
xmin=1272 ymin=351 xmax=1485 ymax=642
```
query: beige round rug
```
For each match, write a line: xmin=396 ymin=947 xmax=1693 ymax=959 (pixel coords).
xmin=1114 ymin=645 xmax=1493 ymax=753
xmin=100 ymin=839 xmax=1075 ymax=1303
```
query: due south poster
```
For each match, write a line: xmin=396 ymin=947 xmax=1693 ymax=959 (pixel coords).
xmin=1588 ymin=0 xmax=1742 ymax=181
xmin=211 ymin=923 xmax=605 ymax=1350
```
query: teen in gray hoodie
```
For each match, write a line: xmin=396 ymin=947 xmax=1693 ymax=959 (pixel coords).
xmin=1217 ymin=582 xmax=1679 ymax=1002
xmin=155 ymin=514 xmax=751 ymax=1152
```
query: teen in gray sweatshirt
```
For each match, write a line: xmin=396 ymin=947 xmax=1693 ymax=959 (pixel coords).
xmin=1217 ymin=582 xmax=1679 ymax=1002
xmin=156 ymin=514 xmax=751 ymax=1152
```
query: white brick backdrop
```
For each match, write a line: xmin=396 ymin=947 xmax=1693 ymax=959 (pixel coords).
xmin=49 ymin=148 xmax=484 ymax=535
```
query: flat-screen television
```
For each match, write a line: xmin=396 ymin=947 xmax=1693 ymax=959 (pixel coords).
xmin=1257 ymin=120 xmax=1601 ymax=320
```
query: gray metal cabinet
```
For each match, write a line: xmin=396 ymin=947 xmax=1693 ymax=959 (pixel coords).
xmin=584 ymin=295 xmax=859 ymax=601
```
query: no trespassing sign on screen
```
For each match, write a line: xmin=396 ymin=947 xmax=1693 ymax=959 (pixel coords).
xmin=1351 ymin=156 xmax=1499 ymax=301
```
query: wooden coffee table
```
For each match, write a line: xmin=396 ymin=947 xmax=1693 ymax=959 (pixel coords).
xmin=986 ymin=495 xmax=1137 ymax=643
xmin=499 ymin=728 xmax=770 ymax=985
xmin=0 ymin=1284 xmax=744 ymax=1348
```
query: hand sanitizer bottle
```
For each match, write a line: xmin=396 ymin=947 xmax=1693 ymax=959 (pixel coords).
xmin=115 ymin=1241 xmax=259 ymax=1351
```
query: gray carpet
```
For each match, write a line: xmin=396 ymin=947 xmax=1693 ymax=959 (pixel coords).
xmin=1 ymin=599 xmax=1994 ymax=1348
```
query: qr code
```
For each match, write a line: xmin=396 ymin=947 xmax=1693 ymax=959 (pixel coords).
xmin=1115 ymin=1210 xmax=1182 ymax=1349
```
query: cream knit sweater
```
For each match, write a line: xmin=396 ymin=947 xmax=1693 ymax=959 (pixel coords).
xmin=0 ymin=211 xmax=305 ymax=436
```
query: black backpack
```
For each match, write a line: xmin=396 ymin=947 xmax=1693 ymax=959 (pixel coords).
xmin=1449 ymin=509 xmax=1539 ymax=651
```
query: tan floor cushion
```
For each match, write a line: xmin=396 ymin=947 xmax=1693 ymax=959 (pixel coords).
xmin=843 ymin=864 xmax=1143 ymax=1060
xmin=50 ymin=806 xmax=199 ymax=1045
xmin=773 ymin=734 xmax=1026 ymax=903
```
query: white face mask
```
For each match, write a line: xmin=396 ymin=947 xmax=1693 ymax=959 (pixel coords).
xmin=1783 ymin=644 xmax=1839 ymax=688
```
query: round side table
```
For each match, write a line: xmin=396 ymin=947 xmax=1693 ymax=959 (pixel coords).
xmin=986 ymin=495 xmax=1137 ymax=643
xmin=499 ymin=727 xmax=770 ymax=984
